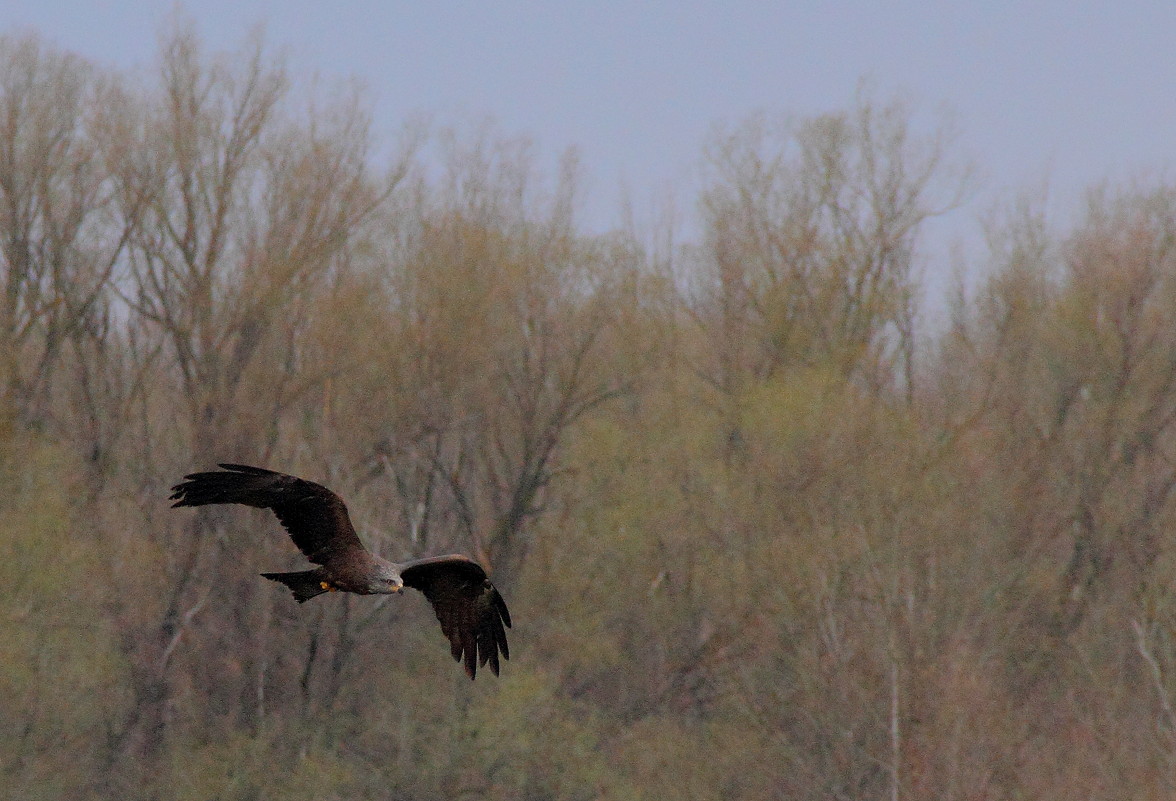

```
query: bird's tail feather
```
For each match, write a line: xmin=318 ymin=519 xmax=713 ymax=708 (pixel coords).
xmin=262 ymin=569 xmax=329 ymax=603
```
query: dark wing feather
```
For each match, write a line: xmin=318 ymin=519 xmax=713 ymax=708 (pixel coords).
xmin=169 ymin=464 xmax=366 ymax=565
xmin=400 ymin=554 xmax=512 ymax=679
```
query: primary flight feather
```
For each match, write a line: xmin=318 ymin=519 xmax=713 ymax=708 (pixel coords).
xmin=169 ymin=463 xmax=511 ymax=679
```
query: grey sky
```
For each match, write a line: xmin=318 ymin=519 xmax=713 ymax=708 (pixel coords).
xmin=7 ymin=1 xmax=1176 ymax=298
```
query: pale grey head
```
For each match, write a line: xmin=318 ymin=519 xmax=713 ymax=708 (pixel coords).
xmin=368 ymin=557 xmax=404 ymax=594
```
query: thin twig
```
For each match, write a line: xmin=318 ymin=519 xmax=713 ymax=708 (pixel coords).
xmin=1132 ymin=618 xmax=1176 ymax=739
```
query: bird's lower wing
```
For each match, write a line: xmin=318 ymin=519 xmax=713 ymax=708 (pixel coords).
xmin=401 ymin=557 xmax=511 ymax=679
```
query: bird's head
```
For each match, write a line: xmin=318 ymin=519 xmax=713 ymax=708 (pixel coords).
xmin=370 ymin=561 xmax=404 ymax=594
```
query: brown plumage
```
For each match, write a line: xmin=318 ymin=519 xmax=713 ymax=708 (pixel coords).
xmin=169 ymin=463 xmax=511 ymax=679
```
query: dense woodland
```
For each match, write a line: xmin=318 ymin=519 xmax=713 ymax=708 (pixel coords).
xmin=4 ymin=26 xmax=1176 ymax=800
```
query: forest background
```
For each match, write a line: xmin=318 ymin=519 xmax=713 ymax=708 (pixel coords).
xmin=4 ymin=23 xmax=1176 ymax=801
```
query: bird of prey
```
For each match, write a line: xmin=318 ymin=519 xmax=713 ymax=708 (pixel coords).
xmin=169 ymin=463 xmax=511 ymax=679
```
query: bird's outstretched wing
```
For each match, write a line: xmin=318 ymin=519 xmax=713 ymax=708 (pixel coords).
xmin=169 ymin=463 xmax=366 ymax=565
xmin=401 ymin=554 xmax=512 ymax=679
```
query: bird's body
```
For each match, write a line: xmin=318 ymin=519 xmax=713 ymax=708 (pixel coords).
xmin=169 ymin=463 xmax=511 ymax=679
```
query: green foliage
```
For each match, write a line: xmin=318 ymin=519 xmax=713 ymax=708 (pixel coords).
xmin=0 ymin=437 xmax=127 ymax=797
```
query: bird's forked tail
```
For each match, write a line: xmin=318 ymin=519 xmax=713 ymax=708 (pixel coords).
xmin=261 ymin=569 xmax=330 ymax=603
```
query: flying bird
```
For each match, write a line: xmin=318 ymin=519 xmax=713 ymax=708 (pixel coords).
xmin=169 ymin=463 xmax=511 ymax=679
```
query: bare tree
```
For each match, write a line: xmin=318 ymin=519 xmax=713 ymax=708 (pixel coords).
xmin=0 ymin=34 xmax=133 ymax=431
xmin=694 ymin=95 xmax=967 ymax=397
xmin=357 ymin=132 xmax=626 ymax=580
xmin=90 ymin=22 xmax=408 ymax=772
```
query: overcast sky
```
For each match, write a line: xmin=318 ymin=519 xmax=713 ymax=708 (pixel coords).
xmin=7 ymin=1 xmax=1176 ymax=303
